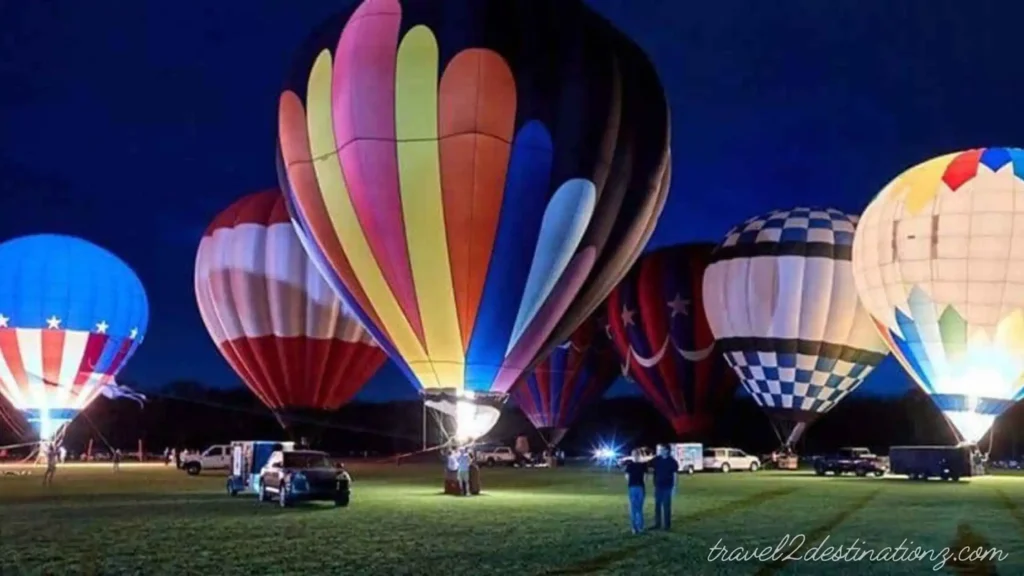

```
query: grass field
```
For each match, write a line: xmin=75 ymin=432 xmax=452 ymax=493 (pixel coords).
xmin=2 ymin=463 xmax=1024 ymax=575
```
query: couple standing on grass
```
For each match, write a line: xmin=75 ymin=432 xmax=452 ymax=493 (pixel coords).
xmin=622 ymin=445 xmax=678 ymax=534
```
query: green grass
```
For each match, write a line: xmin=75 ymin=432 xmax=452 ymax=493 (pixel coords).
xmin=2 ymin=463 xmax=1024 ymax=575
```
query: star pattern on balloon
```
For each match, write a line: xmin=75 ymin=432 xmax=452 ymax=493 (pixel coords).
xmin=45 ymin=316 xmax=61 ymax=330
xmin=667 ymin=294 xmax=691 ymax=317
xmin=621 ymin=306 xmax=636 ymax=327
xmin=0 ymin=314 xmax=7 ymax=328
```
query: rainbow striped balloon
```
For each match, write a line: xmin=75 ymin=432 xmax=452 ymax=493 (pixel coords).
xmin=279 ymin=0 xmax=670 ymax=400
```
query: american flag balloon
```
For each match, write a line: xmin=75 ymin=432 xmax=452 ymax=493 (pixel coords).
xmin=194 ymin=190 xmax=387 ymax=438
xmin=607 ymin=243 xmax=737 ymax=439
xmin=0 ymin=234 xmax=149 ymax=440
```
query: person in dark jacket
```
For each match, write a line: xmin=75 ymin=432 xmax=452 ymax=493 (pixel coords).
xmin=623 ymin=449 xmax=648 ymax=534
xmin=651 ymin=444 xmax=679 ymax=530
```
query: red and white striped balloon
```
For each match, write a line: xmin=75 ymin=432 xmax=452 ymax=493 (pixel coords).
xmin=194 ymin=190 xmax=385 ymax=425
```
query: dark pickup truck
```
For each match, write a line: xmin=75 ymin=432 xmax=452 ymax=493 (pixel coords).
xmin=888 ymin=445 xmax=973 ymax=481
xmin=814 ymin=447 xmax=887 ymax=477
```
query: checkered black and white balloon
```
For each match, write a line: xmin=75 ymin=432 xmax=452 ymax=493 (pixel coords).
xmin=702 ymin=207 xmax=890 ymax=443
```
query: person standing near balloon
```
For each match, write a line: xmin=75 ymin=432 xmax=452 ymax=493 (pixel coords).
xmin=622 ymin=450 xmax=648 ymax=534
xmin=650 ymin=444 xmax=678 ymax=531
xmin=456 ymin=448 xmax=471 ymax=496
xmin=42 ymin=442 xmax=57 ymax=486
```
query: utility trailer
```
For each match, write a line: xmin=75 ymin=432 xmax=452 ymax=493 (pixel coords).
xmin=888 ymin=445 xmax=973 ymax=481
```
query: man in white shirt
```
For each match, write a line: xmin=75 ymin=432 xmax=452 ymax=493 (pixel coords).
xmin=457 ymin=448 xmax=471 ymax=496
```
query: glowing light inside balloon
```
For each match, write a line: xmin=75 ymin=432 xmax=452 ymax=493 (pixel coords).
xmin=934 ymin=362 xmax=1017 ymax=443
xmin=424 ymin=390 xmax=503 ymax=445
xmin=852 ymin=147 xmax=1024 ymax=445
xmin=454 ymin=392 xmax=500 ymax=444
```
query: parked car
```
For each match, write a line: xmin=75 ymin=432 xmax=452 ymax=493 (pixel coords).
xmin=703 ymin=448 xmax=760 ymax=473
xmin=181 ymin=444 xmax=232 ymax=476
xmin=258 ymin=449 xmax=349 ymax=507
xmin=814 ymin=447 xmax=887 ymax=477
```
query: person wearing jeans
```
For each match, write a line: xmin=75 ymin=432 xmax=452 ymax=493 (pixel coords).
xmin=651 ymin=444 xmax=679 ymax=530
xmin=623 ymin=449 xmax=648 ymax=534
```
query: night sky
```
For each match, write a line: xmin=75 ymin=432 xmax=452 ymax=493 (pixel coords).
xmin=3 ymin=0 xmax=1024 ymax=403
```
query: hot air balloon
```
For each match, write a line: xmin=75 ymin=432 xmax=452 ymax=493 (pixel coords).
xmin=0 ymin=234 xmax=149 ymax=440
xmin=278 ymin=0 xmax=670 ymax=443
xmin=194 ymin=190 xmax=387 ymax=441
xmin=607 ymin=244 xmax=737 ymax=438
xmin=510 ymin=313 xmax=619 ymax=447
xmin=853 ymin=148 xmax=1024 ymax=444
xmin=703 ymin=208 xmax=889 ymax=448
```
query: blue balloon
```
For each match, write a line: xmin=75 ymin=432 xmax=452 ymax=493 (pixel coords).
xmin=0 ymin=234 xmax=148 ymax=439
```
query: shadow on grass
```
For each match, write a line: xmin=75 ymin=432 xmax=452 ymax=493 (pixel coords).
xmin=820 ymin=476 xmax=974 ymax=485
xmin=414 ymin=492 xmax=492 ymax=498
xmin=541 ymin=486 xmax=801 ymax=575
xmin=754 ymin=487 xmax=882 ymax=575
xmin=543 ymin=541 xmax=650 ymax=575
xmin=2 ymin=493 xmax=340 ymax=521
xmin=681 ymin=485 xmax=800 ymax=523
xmin=993 ymin=488 xmax=1024 ymax=539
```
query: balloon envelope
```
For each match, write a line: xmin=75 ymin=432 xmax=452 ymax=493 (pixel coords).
xmin=608 ymin=244 xmax=736 ymax=438
xmin=703 ymin=208 xmax=889 ymax=445
xmin=511 ymin=313 xmax=619 ymax=446
xmin=278 ymin=0 xmax=670 ymax=430
xmin=853 ymin=147 xmax=1024 ymax=444
xmin=0 ymin=234 xmax=149 ymax=439
xmin=194 ymin=190 xmax=386 ymax=436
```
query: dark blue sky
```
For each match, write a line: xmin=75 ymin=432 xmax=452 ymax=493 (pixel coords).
xmin=3 ymin=0 xmax=1023 ymax=403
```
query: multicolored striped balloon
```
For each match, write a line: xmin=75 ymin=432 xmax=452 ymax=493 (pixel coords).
xmin=853 ymin=148 xmax=1024 ymax=443
xmin=195 ymin=191 xmax=386 ymax=436
xmin=279 ymin=0 xmax=670 ymax=408
xmin=607 ymin=244 xmax=736 ymax=438
xmin=0 ymin=234 xmax=148 ymax=440
xmin=511 ymin=313 xmax=619 ymax=446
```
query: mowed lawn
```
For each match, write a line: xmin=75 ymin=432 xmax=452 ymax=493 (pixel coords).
xmin=2 ymin=463 xmax=1024 ymax=575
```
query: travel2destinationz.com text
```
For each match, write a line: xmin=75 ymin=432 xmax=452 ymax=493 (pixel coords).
xmin=707 ymin=534 xmax=1009 ymax=571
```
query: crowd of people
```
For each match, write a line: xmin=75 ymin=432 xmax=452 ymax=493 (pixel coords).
xmin=620 ymin=444 xmax=679 ymax=534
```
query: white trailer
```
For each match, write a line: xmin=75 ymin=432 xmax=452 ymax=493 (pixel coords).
xmin=671 ymin=443 xmax=704 ymax=474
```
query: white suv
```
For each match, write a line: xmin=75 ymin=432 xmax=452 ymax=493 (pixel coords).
xmin=703 ymin=447 xmax=760 ymax=473
xmin=474 ymin=446 xmax=517 ymax=467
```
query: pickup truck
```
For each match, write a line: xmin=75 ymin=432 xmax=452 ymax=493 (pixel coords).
xmin=814 ymin=447 xmax=887 ymax=477
xmin=181 ymin=444 xmax=232 ymax=476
